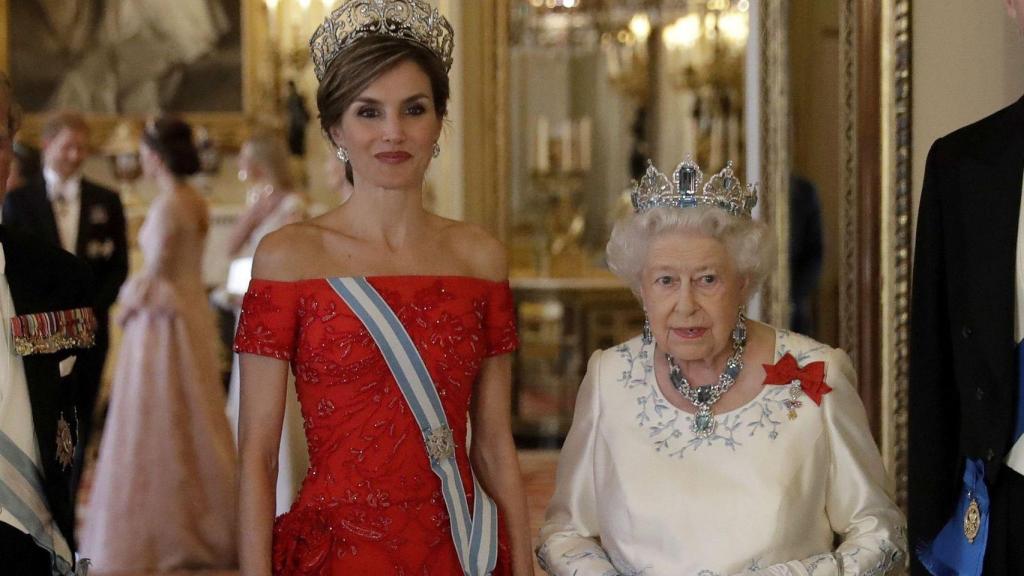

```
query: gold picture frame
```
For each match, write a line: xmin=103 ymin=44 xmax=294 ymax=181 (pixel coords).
xmin=0 ymin=0 xmax=267 ymax=149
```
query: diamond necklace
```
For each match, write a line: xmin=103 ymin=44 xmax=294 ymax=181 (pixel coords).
xmin=665 ymin=312 xmax=747 ymax=438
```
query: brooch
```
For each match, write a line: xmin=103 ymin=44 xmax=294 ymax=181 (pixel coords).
xmin=964 ymin=492 xmax=981 ymax=543
xmin=424 ymin=425 xmax=455 ymax=463
xmin=56 ymin=413 xmax=75 ymax=470
xmin=11 ymin=307 xmax=97 ymax=356
xmin=762 ymin=353 xmax=832 ymax=420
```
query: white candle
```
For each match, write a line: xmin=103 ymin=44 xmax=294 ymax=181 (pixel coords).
xmin=578 ymin=117 xmax=592 ymax=171
xmin=266 ymin=0 xmax=279 ymax=43
xmin=536 ymin=116 xmax=550 ymax=173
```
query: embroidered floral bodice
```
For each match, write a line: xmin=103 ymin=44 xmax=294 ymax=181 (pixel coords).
xmin=537 ymin=328 xmax=908 ymax=576
xmin=234 ymin=276 xmax=518 ymax=575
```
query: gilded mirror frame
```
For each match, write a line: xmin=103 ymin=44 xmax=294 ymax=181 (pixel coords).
xmin=0 ymin=0 xmax=264 ymax=149
xmin=837 ymin=0 xmax=912 ymax=510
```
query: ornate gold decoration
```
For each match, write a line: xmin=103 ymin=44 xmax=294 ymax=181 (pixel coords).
xmin=880 ymin=0 xmax=913 ymax=513
xmin=760 ymin=0 xmax=791 ymax=327
xmin=839 ymin=0 xmax=913 ymax=517
xmin=963 ymin=496 xmax=981 ymax=543
xmin=0 ymin=0 xmax=261 ymax=150
xmin=56 ymin=414 xmax=74 ymax=470
xmin=839 ymin=0 xmax=860 ymax=363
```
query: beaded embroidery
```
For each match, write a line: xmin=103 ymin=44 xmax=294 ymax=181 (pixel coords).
xmin=234 ymin=277 xmax=517 ymax=573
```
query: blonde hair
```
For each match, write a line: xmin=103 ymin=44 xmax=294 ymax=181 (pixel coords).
xmin=242 ymin=132 xmax=295 ymax=189
xmin=606 ymin=205 xmax=776 ymax=298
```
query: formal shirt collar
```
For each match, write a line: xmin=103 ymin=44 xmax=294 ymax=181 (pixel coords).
xmin=43 ymin=167 xmax=82 ymax=202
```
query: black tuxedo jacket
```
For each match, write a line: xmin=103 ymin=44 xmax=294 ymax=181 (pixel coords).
xmin=2 ymin=177 xmax=127 ymax=328
xmin=0 ymin=224 xmax=94 ymax=551
xmin=909 ymin=96 xmax=1024 ymax=564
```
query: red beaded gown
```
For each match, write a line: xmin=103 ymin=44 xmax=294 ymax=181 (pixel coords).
xmin=234 ymin=276 xmax=518 ymax=575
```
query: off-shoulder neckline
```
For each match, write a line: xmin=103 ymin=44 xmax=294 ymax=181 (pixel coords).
xmin=248 ymin=275 xmax=509 ymax=286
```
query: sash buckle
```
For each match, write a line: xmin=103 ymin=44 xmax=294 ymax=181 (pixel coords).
xmin=425 ymin=425 xmax=455 ymax=462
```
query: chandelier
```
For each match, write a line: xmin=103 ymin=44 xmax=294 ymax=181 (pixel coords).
xmin=661 ymin=0 xmax=749 ymax=92
xmin=514 ymin=0 xmax=750 ymax=99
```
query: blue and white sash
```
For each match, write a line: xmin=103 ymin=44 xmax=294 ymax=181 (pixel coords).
xmin=0 ymin=432 xmax=74 ymax=575
xmin=327 ymin=277 xmax=499 ymax=576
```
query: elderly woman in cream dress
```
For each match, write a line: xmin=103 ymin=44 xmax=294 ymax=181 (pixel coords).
xmin=537 ymin=159 xmax=907 ymax=576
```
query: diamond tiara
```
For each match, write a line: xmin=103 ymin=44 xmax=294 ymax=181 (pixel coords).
xmin=310 ymin=0 xmax=455 ymax=82
xmin=630 ymin=159 xmax=758 ymax=218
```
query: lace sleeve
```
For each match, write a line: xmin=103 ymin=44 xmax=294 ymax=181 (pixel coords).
xmin=233 ymin=279 xmax=299 ymax=361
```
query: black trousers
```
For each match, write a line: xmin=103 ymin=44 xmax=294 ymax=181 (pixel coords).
xmin=0 ymin=523 xmax=53 ymax=575
xmin=74 ymin=328 xmax=108 ymax=458
xmin=983 ymin=465 xmax=1024 ymax=575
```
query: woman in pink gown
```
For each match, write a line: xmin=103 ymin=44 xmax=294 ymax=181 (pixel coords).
xmin=81 ymin=116 xmax=237 ymax=572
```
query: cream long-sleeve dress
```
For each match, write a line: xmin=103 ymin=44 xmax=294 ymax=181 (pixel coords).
xmin=537 ymin=328 xmax=907 ymax=576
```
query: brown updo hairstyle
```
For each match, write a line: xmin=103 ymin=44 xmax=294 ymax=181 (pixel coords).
xmin=316 ymin=35 xmax=451 ymax=184
xmin=142 ymin=115 xmax=201 ymax=177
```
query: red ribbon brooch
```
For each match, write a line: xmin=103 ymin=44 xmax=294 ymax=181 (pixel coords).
xmin=762 ymin=352 xmax=832 ymax=419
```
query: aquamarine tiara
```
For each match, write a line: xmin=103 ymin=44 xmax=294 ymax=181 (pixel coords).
xmin=310 ymin=0 xmax=455 ymax=82
xmin=630 ymin=159 xmax=758 ymax=218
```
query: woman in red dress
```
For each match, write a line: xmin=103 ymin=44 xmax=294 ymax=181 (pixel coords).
xmin=234 ymin=1 xmax=533 ymax=574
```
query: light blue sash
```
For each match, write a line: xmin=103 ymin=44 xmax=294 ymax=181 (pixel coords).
xmin=327 ymin=277 xmax=499 ymax=576
xmin=0 ymin=431 xmax=74 ymax=575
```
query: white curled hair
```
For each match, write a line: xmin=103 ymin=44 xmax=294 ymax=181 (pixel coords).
xmin=606 ymin=205 xmax=776 ymax=298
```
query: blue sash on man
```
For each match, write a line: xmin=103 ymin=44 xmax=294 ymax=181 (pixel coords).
xmin=327 ymin=277 xmax=499 ymax=576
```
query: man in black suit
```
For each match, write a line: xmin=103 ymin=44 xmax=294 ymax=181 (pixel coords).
xmin=2 ymin=111 xmax=127 ymax=473
xmin=909 ymin=2 xmax=1024 ymax=573
xmin=0 ymin=74 xmax=95 ymax=574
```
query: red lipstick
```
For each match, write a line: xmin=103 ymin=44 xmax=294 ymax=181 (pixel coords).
xmin=375 ymin=151 xmax=412 ymax=164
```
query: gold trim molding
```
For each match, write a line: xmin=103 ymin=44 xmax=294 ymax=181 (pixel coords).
xmin=839 ymin=0 xmax=860 ymax=364
xmin=760 ymin=0 xmax=791 ymax=328
xmin=839 ymin=0 xmax=913 ymax=517
xmin=880 ymin=0 xmax=912 ymax=512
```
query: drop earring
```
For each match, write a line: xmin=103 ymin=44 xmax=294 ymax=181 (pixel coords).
xmin=642 ymin=315 xmax=653 ymax=345
xmin=732 ymin=306 xmax=748 ymax=345
xmin=432 ymin=142 xmax=441 ymax=158
xmin=336 ymin=147 xmax=349 ymax=163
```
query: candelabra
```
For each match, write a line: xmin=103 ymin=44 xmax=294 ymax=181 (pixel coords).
xmin=529 ymin=115 xmax=593 ymax=274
